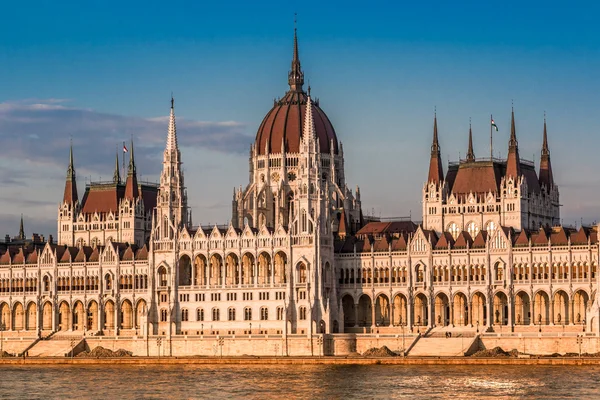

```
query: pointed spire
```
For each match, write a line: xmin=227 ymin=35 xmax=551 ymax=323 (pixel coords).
xmin=539 ymin=114 xmax=554 ymax=190
xmin=62 ymin=141 xmax=79 ymax=204
xmin=18 ymin=214 xmax=24 ymax=240
xmin=288 ymin=14 xmax=304 ymax=92
xmin=113 ymin=149 xmax=121 ymax=184
xmin=303 ymin=95 xmax=316 ymax=146
xmin=166 ymin=95 xmax=179 ymax=153
xmin=125 ymin=139 xmax=139 ymax=199
xmin=466 ymin=120 xmax=475 ymax=162
xmin=427 ymin=111 xmax=444 ymax=185
xmin=506 ymin=106 xmax=521 ymax=179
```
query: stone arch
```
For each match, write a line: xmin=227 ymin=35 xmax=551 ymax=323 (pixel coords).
xmin=514 ymin=291 xmax=531 ymax=325
xmin=392 ymin=292 xmax=408 ymax=326
xmin=574 ymin=289 xmax=589 ymax=325
xmin=12 ymin=302 xmax=24 ymax=331
xmin=414 ymin=292 xmax=428 ymax=326
xmin=453 ymin=292 xmax=469 ymax=326
xmin=434 ymin=292 xmax=450 ymax=326
xmin=42 ymin=301 xmax=52 ymax=331
xmin=533 ymin=290 xmax=550 ymax=325
xmin=357 ymin=294 xmax=372 ymax=327
xmin=87 ymin=300 xmax=98 ymax=331
xmin=135 ymin=299 xmax=147 ymax=329
xmin=375 ymin=293 xmax=390 ymax=327
xmin=241 ymin=253 xmax=255 ymax=285
xmin=104 ymin=300 xmax=115 ymax=330
xmin=0 ymin=302 xmax=9 ymax=330
xmin=178 ymin=254 xmax=192 ymax=286
xmin=121 ymin=299 xmax=133 ymax=329
xmin=274 ymin=252 xmax=287 ymax=284
xmin=341 ymin=294 xmax=356 ymax=328
xmin=209 ymin=254 xmax=223 ymax=286
xmin=58 ymin=301 xmax=70 ymax=331
xmin=26 ymin=302 xmax=37 ymax=331
xmin=553 ymin=290 xmax=569 ymax=325
xmin=194 ymin=254 xmax=208 ymax=286
xmin=257 ymin=252 xmax=271 ymax=285
xmin=225 ymin=253 xmax=239 ymax=286
xmin=471 ymin=291 xmax=487 ymax=327
xmin=297 ymin=261 xmax=307 ymax=284
xmin=72 ymin=301 xmax=85 ymax=331
xmin=493 ymin=291 xmax=508 ymax=326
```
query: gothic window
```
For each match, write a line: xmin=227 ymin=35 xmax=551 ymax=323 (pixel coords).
xmin=244 ymin=307 xmax=252 ymax=321
xmin=299 ymin=306 xmax=307 ymax=320
xmin=447 ymin=222 xmax=460 ymax=240
xmin=466 ymin=221 xmax=479 ymax=238
xmin=485 ymin=221 xmax=497 ymax=235
xmin=260 ymin=307 xmax=268 ymax=320
xmin=228 ymin=308 xmax=236 ymax=321
xmin=196 ymin=308 xmax=204 ymax=321
xmin=105 ymin=274 xmax=112 ymax=290
xmin=181 ymin=309 xmax=189 ymax=322
xmin=276 ymin=307 xmax=284 ymax=320
xmin=301 ymin=209 xmax=307 ymax=232
xmin=298 ymin=262 xmax=307 ymax=284
xmin=160 ymin=309 xmax=168 ymax=322
xmin=212 ymin=308 xmax=220 ymax=321
xmin=158 ymin=267 xmax=168 ymax=287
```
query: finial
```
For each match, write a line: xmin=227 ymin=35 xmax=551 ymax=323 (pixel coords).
xmin=434 ymin=105 xmax=436 ymax=117
xmin=171 ymin=92 xmax=174 ymax=108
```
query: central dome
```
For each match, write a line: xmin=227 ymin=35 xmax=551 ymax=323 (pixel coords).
xmin=254 ymin=29 xmax=338 ymax=156
xmin=255 ymin=90 xmax=338 ymax=155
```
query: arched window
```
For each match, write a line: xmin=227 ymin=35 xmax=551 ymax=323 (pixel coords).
xmin=228 ymin=308 xmax=236 ymax=321
xmin=485 ymin=221 xmax=497 ymax=235
xmin=43 ymin=276 xmax=50 ymax=292
xmin=466 ymin=221 xmax=479 ymax=238
xmin=276 ymin=307 xmax=284 ymax=320
xmin=196 ymin=308 xmax=204 ymax=321
xmin=105 ymin=274 xmax=112 ymax=290
xmin=260 ymin=307 xmax=268 ymax=320
xmin=447 ymin=222 xmax=460 ymax=240
xmin=298 ymin=263 xmax=307 ymax=284
xmin=212 ymin=308 xmax=220 ymax=321
xmin=181 ymin=308 xmax=189 ymax=322
xmin=299 ymin=306 xmax=307 ymax=320
xmin=244 ymin=307 xmax=252 ymax=321
xmin=158 ymin=267 xmax=168 ymax=287
xmin=160 ymin=309 xmax=168 ymax=322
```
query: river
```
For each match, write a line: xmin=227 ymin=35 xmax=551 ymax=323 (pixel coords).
xmin=1 ymin=364 xmax=599 ymax=399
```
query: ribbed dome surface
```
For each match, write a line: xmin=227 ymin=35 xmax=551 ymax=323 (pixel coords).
xmin=255 ymin=90 xmax=338 ymax=155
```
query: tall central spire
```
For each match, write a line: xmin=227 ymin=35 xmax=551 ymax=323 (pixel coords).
xmin=62 ymin=142 xmax=79 ymax=205
xmin=166 ymin=96 xmax=179 ymax=153
xmin=288 ymin=16 xmax=304 ymax=92
xmin=539 ymin=115 xmax=554 ymax=189
xmin=124 ymin=139 xmax=139 ymax=199
xmin=505 ymin=106 xmax=521 ymax=179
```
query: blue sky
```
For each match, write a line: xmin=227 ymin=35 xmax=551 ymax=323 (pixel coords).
xmin=1 ymin=0 xmax=599 ymax=237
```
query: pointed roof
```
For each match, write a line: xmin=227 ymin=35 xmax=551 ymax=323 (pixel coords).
xmin=166 ymin=96 xmax=179 ymax=154
xmin=338 ymin=209 xmax=349 ymax=237
xmin=124 ymin=139 xmax=139 ymax=200
xmin=505 ymin=107 xmax=521 ymax=179
xmin=303 ymin=95 xmax=316 ymax=145
xmin=435 ymin=232 xmax=454 ymax=249
xmin=466 ymin=122 xmax=475 ymax=162
xmin=113 ymin=150 xmax=121 ymax=184
xmin=427 ymin=113 xmax=444 ymax=185
xmin=288 ymin=22 xmax=304 ymax=92
xmin=539 ymin=116 xmax=554 ymax=190
xmin=18 ymin=215 xmax=24 ymax=240
xmin=472 ymin=230 xmax=488 ymax=248
xmin=533 ymin=227 xmax=550 ymax=246
xmin=454 ymin=231 xmax=473 ymax=248
xmin=63 ymin=142 xmax=79 ymax=204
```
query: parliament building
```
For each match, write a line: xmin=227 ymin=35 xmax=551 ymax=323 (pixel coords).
xmin=0 ymin=29 xmax=598 ymax=346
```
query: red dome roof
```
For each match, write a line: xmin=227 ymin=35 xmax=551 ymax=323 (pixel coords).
xmin=255 ymin=90 xmax=338 ymax=155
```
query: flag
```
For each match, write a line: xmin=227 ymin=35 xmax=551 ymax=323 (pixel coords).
xmin=491 ymin=119 xmax=498 ymax=132
xmin=123 ymin=144 xmax=128 ymax=153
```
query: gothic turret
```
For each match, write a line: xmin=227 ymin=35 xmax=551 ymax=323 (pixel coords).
xmin=113 ymin=150 xmax=121 ymax=184
xmin=124 ymin=140 xmax=139 ymax=200
xmin=505 ymin=107 xmax=521 ymax=179
xmin=427 ymin=113 xmax=444 ymax=184
xmin=62 ymin=143 xmax=79 ymax=205
xmin=466 ymin=121 xmax=475 ymax=162
xmin=18 ymin=214 xmax=24 ymax=241
xmin=539 ymin=116 xmax=554 ymax=190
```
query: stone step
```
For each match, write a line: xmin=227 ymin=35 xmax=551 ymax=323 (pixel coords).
xmin=27 ymin=339 xmax=83 ymax=357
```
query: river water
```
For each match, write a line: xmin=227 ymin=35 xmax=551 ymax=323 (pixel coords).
xmin=1 ymin=364 xmax=599 ymax=399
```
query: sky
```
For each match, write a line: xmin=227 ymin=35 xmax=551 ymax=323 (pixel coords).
xmin=1 ymin=0 xmax=599 ymax=237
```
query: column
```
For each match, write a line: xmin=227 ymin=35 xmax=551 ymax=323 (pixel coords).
xmin=52 ymin=302 xmax=57 ymax=332
xmin=371 ymin=298 xmax=376 ymax=331
xmin=570 ymin=300 xmax=575 ymax=325
xmin=550 ymin=296 xmax=555 ymax=325
xmin=238 ymin=259 xmax=242 ymax=288
xmin=469 ymin=301 xmax=473 ymax=328
xmin=354 ymin=303 xmax=359 ymax=328
xmin=450 ymin=301 xmax=454 ymax=326
xmin=507 ymin=295 xmax=514 ymax=329
xmin=97 ymin=302 xmax=104 ymax=332
xmin=529 ymin=296 xmax=535 ymax=326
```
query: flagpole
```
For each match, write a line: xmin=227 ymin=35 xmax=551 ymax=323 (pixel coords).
xmin=490 ymin=114 xmax=493 ymax=160
xmin=122 ymin=141 xmax=126 ymax=181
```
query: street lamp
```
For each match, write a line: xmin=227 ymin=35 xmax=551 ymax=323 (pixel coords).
xmin=0 ymin=322 xmax=5 ymax=356
xmin=476 ymin=320 xmax=479 ymax=333
xmin=249 ymin=323 xmax=252 ymax=335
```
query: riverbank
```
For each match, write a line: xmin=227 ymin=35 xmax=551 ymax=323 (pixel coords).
xmin=1 ymin=355 xmax=600 ymax=366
